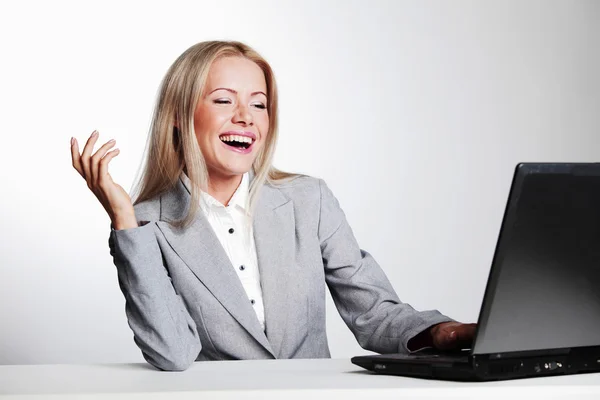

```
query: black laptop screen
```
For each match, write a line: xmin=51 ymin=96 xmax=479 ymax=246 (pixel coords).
xmin=473 ymin=165 xmax=600 ymax=355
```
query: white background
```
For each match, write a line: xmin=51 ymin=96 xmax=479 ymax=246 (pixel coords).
xmin=0 ymin=0 xmax=598 ymax=365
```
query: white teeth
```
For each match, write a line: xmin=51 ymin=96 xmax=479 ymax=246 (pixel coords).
xmin=220 ymin=135 xmax=253 ymax=143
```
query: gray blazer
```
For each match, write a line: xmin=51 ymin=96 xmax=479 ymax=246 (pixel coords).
xmin=108 ymin=174 xmax=451 ymax=371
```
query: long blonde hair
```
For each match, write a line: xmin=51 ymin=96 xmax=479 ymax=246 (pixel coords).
xmin=131 ymin=41 xmax=301 ymax=228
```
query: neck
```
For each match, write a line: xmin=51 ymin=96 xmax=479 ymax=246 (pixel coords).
xmin=207 ymin=171 xmax=244 ymax=206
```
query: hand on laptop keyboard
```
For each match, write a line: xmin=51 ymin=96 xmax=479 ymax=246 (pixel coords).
xmin=408 ymin=322 xmax=477 ymax=352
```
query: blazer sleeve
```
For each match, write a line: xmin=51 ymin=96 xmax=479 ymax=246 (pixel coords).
xmin=317 ymin=179 xmax=454 ymax=354
xmin=108 ymin=221 xmax=201 ymax=371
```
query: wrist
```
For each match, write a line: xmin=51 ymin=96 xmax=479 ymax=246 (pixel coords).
xmin=111 ymin=213 xmax=138 ymax=230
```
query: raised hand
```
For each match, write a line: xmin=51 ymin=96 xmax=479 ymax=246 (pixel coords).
xmin=70 ymin=130 xmax=138 ymax=230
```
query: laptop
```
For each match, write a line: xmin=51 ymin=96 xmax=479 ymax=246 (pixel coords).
xmin=351 ymin=163 xmax=600 ymax=381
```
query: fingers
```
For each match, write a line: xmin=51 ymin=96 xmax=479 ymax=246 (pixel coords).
xmin=72 ymin=130 xmax=118 ymax=190
xmin=98 ymin=148 xmax=120 ymax=189
xmin=452 ymin=324 xmax=476 ymax=350
xmin=91 ymin=139 xmax=116 ymax=185
xmin=80 ymin=130 xmax=99 ymax=187
xmin=71 ymin=137 xmax=83 ymax=177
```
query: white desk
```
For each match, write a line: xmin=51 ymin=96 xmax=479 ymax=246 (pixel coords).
xmin=1 ymin=358 xmax=599 ymax=399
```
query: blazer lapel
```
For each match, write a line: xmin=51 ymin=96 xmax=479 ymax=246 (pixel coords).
xmin=252 ymin=182 xmax=296 ymax=357
xmin=156 ymin=178 xmax=275 ymax=356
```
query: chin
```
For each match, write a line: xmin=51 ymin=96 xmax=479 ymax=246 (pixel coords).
xmin=229 ymin=168 xmax=251 ymax=176
xmin=215 ymin=165 xmax=253 ymax=178
xmin=210 ymin=147 xmax=261 ymax=177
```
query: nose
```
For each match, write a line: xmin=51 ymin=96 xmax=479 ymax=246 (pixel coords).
xmin=233 ymin=104 xmax=253 ymax=126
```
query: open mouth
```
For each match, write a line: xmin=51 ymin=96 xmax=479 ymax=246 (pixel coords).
xmin=219 ymin=134 xmax=255 ymax=150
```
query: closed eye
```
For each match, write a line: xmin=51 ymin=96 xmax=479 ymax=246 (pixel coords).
xmin=213 ymin=99 xmax=266 ymax=109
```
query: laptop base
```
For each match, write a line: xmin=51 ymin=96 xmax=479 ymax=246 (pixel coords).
xmin=351 ymin=346 xmax=600 ymax=382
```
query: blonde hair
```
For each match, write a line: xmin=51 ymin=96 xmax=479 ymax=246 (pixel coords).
xmin=131 ymin=40 xmax=301 ymax=228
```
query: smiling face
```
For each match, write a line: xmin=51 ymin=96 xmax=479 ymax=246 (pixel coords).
xmin=193 ymin=56 xmax=269 ymax=181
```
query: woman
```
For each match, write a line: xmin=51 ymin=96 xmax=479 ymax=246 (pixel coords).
xmin=70 ymin=41 xmax=475 ymax=371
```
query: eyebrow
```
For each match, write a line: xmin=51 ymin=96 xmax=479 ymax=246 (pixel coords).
xmin=209 ymin=87 xmax=267 ymax=97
